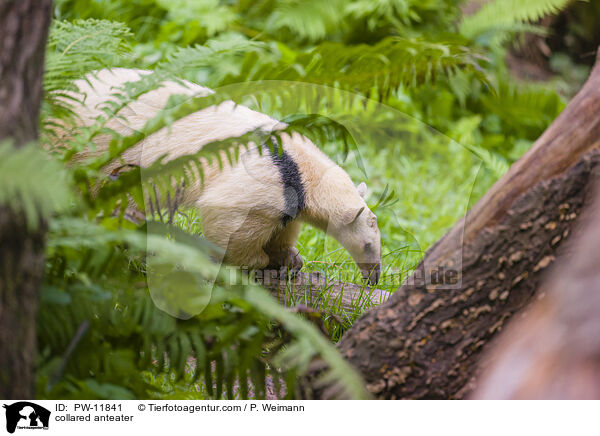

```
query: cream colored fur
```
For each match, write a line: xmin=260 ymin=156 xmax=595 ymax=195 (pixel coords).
xmin=63 ymin=68 xmax=382 ymax=283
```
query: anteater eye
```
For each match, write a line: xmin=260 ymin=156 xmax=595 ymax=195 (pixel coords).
xmin=364 ymin=243 xmax=372 ymax=252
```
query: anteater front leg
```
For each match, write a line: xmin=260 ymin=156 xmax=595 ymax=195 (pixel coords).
xmin=264 ymin=220 xmax=303 ymax=275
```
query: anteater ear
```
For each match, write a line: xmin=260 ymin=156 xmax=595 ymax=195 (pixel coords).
xmin=357 ymin=182 xmax=367 ymax=198
xmin=343 ymin=206 xmax=365 ymax=225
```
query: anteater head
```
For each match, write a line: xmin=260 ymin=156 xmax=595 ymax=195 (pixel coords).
xmin=331 ymin=181 xmax=382 ymax=285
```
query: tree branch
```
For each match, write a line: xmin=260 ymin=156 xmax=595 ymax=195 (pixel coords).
xmin=473 ymin=182 xmax=600 ymax=399
xmin=259 ymin=271 xmax=391 ymax=313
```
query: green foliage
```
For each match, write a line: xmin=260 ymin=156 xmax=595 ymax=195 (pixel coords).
xmin=265 ymin=0 xmax=348 ymax=43
xmin=43 ymin=19 xmax=133 ymax=127
xmin=155 ymin=0 xmax=237 ymax=38
xmin=39 ymin=192 xmax=362 ymax=400
xmin=285 ymin=36 xmax=489 ymax=98
xmin=0 ymin=142 xmax=70 ymax=229
xmin=460 ymin=0 xmax=573 ymax=40
xmin=239 ymin=0 xmax=461 ymax=44
xmin=39 ymin=216 xmax=368 ymax=399
xmin=45 ymin=19 xmax=132 ymax=86
xmin=33 ymin=0 xmax=579 ymax=400
xmin=475 ymin=81 xmax=565 ymax=153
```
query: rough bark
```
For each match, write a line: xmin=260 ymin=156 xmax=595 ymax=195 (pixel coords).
xmin=473 ymin=183 xmax=600 ymax=399
xmin=0 ymin=0 xmax=53 ymax=399
xmin=259 ymin=271 xmax=390 ymax=313
xmin=313 ymin=47 xmax=600 ymax=399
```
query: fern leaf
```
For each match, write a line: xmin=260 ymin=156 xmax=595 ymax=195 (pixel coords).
xmin=0 ymin=142 xmax=71 ymax=229
xmin=283 ymin=36 xmax=489 ymax=98
xmin=245 ymin=287 xmax=370 ymax=400
xmin=265 ymin=0 xmax=348 ymax=42
xmin=460 ymin=0 xmax=572 ymax=39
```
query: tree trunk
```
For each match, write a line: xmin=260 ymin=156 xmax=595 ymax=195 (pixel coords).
xmin=473 ymin=183 xmax=600 ymax=399
xmin=0 ymin=0 xmax=53 ymax=399
xmin=309 ymin=47 xmax=600 ymax=399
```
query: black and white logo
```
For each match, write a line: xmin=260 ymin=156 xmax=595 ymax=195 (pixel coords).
xmin=3 ymin=402 xmax=50 ymax=433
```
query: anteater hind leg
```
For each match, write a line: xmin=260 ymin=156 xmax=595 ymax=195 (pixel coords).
xmin=202 ymin=207 xmax=274 ymax=270
xmin=263 ymin=220 xmax=303 ymax=274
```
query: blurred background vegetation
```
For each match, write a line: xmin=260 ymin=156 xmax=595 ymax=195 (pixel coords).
xmin=25 ymin=0 xmax=599 ymax=399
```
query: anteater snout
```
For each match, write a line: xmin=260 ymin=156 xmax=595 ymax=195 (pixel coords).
xmin=359 ymin=262 xmax=381 ymax=285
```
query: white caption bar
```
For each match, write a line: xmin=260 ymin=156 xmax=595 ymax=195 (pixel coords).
xmin=1 ymin=400 xmax=598 ymax=435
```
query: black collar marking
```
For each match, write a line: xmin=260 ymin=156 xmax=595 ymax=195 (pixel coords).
xmin=268 ymin=136 xmax=306 ymax=226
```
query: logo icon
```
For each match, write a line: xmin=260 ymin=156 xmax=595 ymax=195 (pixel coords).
xmin=2 ymin=402 xmax=50 ymax=434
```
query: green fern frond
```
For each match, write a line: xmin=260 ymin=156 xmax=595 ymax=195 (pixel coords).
xmin=478 ymin=81 xmax=565 ymax=139
xmin=48 ymin=218 xmax=219 ymax=277
xmin=0 ymin=142 xmax=71 ymax=229
xmin=460 ymin=0 xmax=572 ymax=39
xmin=265 ymin=0 xmax=348 ymax=43
xmin=303 ymin=37 xmax=489 ymax=98
xmin=342 ymin=0 xmax=461 ymax=37
xmin=162 ymin=33 xmax=266 ymax=86
xmin=235 ymin=36 xmax=490 ymax=99
xmin=43 ymin=19 xmax=133 ymax=135
xmin=44 ymin=19 xmax=132 ymax=93
xmin=245 ymin=288 xmax=370 ymax=399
